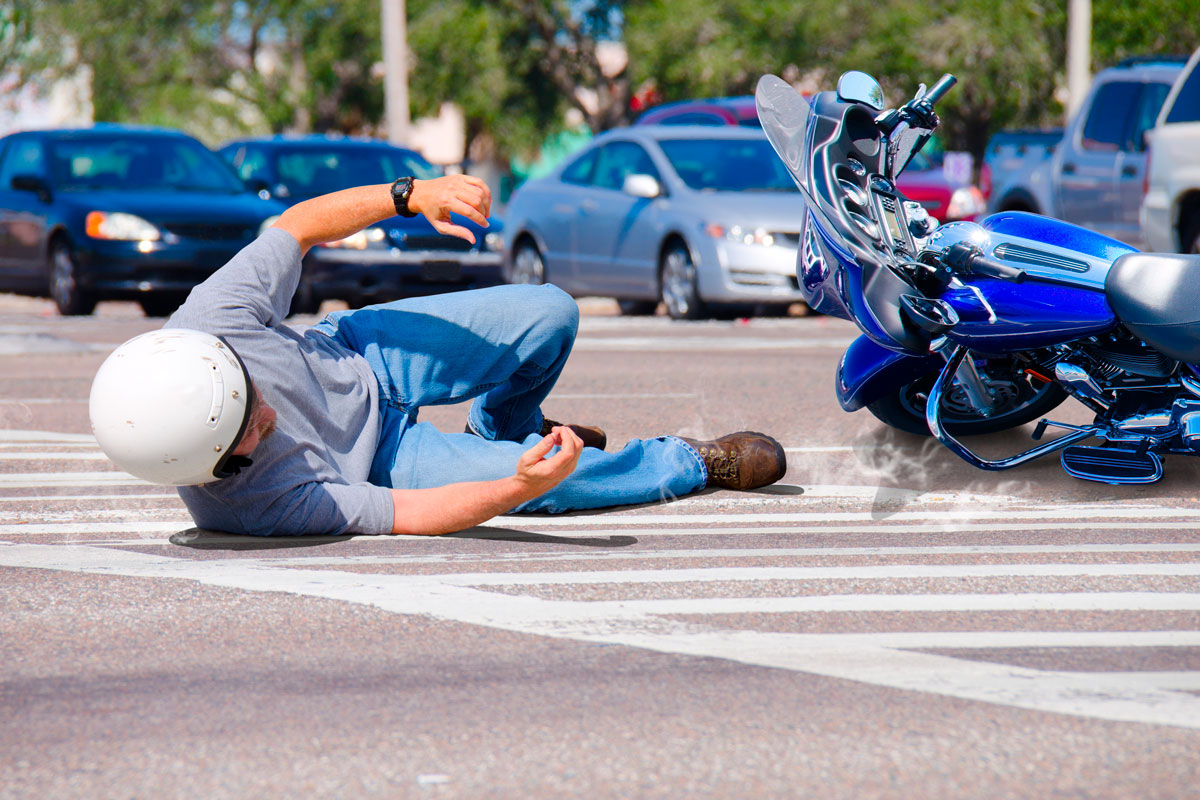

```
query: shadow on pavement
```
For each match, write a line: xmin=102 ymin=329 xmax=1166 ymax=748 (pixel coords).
xmin=169 ymin=528 xmax=356 ymax=551
xmin=448 ymin=527 xmax=638 ymax=548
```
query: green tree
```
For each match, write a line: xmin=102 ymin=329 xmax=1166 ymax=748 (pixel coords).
xmin=407 ymin=0 xmax=628 ymax=161
xmin=25 ymin=0 xmax=384 ymax=144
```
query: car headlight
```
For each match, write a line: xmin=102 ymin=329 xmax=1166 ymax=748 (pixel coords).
xmin=704 ymin=223 xmax=777 ymax=247
xmin=258 ymin=215 xmax=281 ymax=236
xmin=321 ymin=227 xmax=389 ymax=250
xmin=946 ymin=186 xmax=986 ymax=220
xmin=484 ymin=231 xmax=505 ymax=253
xmin=85 ymin=211 xmax=161 ymax=241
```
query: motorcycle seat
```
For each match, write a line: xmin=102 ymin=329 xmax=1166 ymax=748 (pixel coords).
xmin=1105 ymin=252 xmax=1200 ymax=363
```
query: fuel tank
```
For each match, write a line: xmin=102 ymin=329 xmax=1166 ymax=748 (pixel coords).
xmin=928 ymin=213 xmax=1137 ymax=352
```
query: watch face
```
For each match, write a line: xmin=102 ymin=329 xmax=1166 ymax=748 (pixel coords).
xmin=392 ymin=177 xmax=414 ymax=216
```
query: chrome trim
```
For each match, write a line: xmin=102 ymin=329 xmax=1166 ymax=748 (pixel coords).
xmin=992 ymin=243 xmax=1090 ymax=273
xmin=926 ymin=346 xmax=1102 ymax=470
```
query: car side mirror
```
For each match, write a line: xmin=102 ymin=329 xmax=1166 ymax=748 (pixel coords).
xmin=623 ymin=173 xmax=661 ymax=199
xmin=11 ymin=173 xmax=51 ymax=202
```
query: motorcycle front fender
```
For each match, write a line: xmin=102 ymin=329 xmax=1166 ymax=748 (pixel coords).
xmin=836 ymin=335 xmax=944 ymax=412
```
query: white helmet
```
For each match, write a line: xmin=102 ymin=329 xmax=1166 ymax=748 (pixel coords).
xmin=89 ymin=329 xmax=255 ymax=485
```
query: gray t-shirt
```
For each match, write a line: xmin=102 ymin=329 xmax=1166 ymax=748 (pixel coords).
xmin=166 ymin=228 xmax=394 ymax=535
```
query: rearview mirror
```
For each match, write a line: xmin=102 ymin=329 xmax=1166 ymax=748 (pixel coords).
xmin=836 ymin=71 xmax=885 ymax=111
xmin=623 ymin=173 xmax=661 ymax=199
xmin=11 ymin=173 xmax=51 ymax=201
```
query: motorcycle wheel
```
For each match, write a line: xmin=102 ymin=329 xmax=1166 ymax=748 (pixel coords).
xmin=867 ymin=365 xmax=1068 ymax=436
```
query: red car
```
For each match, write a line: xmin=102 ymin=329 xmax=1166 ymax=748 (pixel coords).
xmin=634 ymin=96 xmax=986 ymax=222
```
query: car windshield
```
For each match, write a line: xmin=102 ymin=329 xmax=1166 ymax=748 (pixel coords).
xmin=659 ymin=138 xmax=797 ymax=192
xmin=273 ymin=147 xmax=442 ymax=198
xmin=50 ymin=136 xmax=245 ymax=193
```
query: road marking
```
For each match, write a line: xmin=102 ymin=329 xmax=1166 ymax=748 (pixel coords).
xmin=0 ymin=429 xmax=97 ymax=443
xmin=0 ymin=399 xmax=89 ymax=405
xmin=332 ymin=562 xmax=1200 ymax=587
xmin=562 ymin=592 xmax=1200 ymax=616
xmin=0 ymin=451 xmax=109 ymax=460
xmin=247 ymin=542 xmax=1200 ymax=567
xmin=0 ymin=493 xmax=174 ymax=503
xmin=1 ymin=542 xmax=1197 ymax=731
xmin=570 ymin=336 xmax=855 ymax=351
xmin=0 ymin=471 xmax=146 ymax=489
xmin=8 ymin=517 xmax=1200 ymax=537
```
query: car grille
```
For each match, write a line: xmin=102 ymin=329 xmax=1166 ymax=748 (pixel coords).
xmin=398 ymin=235 xmax=474 ymax=253
xmin=163 ymin=223 xmax=256 ymax=241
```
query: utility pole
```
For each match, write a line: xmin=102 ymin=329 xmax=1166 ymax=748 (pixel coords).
xmin=381 ymin=0 xmax=410 ymax=145
xmin=1066 ymin=0 xmax=1091 ymax=120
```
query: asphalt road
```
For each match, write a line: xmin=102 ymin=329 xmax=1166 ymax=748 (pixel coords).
xmin=2 ymin=294 xmax=1199 ymax=799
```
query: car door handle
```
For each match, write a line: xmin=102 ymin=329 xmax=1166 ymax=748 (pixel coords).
xmin=1062 ymin=162 xmax=1076 ymax=174
xmin=580 ymin=199 xmax=598 ymax=213
xmin=1121 ymin=165 xmax=1137 ymax=177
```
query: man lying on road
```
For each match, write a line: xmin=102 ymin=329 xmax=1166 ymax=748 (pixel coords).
xmin=89 ymin=175 xmax=786 ymax=536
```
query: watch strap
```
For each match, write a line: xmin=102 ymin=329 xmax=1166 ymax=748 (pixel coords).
xmin=390 ymin=176 xmax=418 ymax=218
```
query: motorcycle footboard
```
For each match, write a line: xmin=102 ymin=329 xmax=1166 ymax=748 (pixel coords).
xmin=1060 ymin=445 xmax=1163 ymax=484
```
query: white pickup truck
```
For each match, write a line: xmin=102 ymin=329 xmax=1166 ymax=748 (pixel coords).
xmin=1141 ymin=47 xmax=1200 ymax=254
xmin=985 ymin=56 xmax=1186 ymax=249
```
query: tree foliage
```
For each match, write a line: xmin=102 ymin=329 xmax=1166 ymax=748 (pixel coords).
xmin=13 ymin=0 xmax=1200 ymax=160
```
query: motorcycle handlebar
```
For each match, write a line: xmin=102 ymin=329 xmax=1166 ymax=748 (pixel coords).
xmin=968 ymin=253 xmax=1027 ymax=283
xmin=939 ymin=242 xmax=1027 ymax=283
xmin=923 ymin=74 xmax=957 ymax=105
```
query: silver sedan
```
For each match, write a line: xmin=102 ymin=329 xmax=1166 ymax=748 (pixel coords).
xmin=503 ymin=126 xmax=809 ymax=319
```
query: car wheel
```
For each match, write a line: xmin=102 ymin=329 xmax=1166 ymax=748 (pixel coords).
xmin=48 ymin=239 xmax=96 ymax=316
xmin=138 ymin=295 xmax=182 ymax=318
xmin=511 ymin=241 xmax=546 ymax=285
xmin=659 ymin=241 xmax=706 ymax=320
xmin=617 ymin=299 xmax=657 ymax=316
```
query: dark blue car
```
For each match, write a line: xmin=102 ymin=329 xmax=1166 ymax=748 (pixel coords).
xmin=0 ymin=125 xmax=284 ymax=316
xmin=218 ymin=136 xmax=504 ymax=311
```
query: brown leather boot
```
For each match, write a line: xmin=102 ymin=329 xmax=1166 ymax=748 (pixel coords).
xmin=541 ymin=417 xmax=607 ymax=450
xmin=465 ymin=418 xmax=608 ymax=450
xmin=680 ymin=431 xmax=786 ymax=490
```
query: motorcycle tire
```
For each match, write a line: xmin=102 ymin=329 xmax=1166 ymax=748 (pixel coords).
xmin=866 ymin=368 xmax=1068 ymax=437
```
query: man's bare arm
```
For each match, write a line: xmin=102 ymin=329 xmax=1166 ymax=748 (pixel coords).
xmin=389 ymin=427 xmax=583 ymax=535
xmin=271 ymin=175 xmax=492 ymax=255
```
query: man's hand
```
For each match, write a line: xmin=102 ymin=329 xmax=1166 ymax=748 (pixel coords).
xmin=514 ymin=425 xmax=583 ymax=496
xmin=408 ymin=174 xmax=493 ymax=244
xmin=388 ymin=425 xmax=584 ymax=536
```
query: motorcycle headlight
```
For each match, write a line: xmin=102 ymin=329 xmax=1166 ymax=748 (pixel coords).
xmin=946 ymin=186 xmax=986 ymax=221
xmin=704 ymin=223 xmax=777 ymax=247
xmin=85 ymin=211 xmax=161 ymax=241
xmin=321 ymin=227 xmax=389 ymax=250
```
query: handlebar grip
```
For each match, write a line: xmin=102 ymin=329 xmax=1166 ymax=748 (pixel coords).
xmin=924 ymin=74 xmax=957 ymax=105
xmin=969 ymin=253 xmax=1027 ymax=283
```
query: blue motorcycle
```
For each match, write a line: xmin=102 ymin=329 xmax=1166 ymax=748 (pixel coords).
xmin=757 ymin=70 xmax=1200 ymax=484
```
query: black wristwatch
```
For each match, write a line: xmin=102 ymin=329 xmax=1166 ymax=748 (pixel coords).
xmin=390 ymin=176 xmax=418 ymax=218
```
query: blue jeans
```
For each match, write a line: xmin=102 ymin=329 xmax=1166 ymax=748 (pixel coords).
xmin=312 ymin=284 xmax=706 ymax=513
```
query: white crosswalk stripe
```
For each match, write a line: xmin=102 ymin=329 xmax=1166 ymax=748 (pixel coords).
xmin=3 ymin=431 xmax=1200 ymax=730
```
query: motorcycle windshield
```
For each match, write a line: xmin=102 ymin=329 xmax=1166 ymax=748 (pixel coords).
xmin=755 ymin=74 xmax=813 ymax=197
